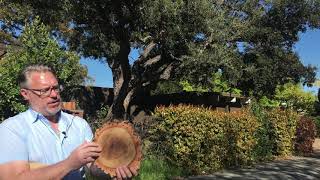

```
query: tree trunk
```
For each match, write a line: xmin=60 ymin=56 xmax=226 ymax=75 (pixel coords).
xmin=106 ymin=30 xmax=131 ymax=121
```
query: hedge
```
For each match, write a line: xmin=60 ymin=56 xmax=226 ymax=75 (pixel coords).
xmin=149 ymin=105 xmax=299 ymax=175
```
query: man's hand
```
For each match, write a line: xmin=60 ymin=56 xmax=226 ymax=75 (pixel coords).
xmin=88 ymin=163 xmax=138 ymax=180
xmin=66 ymin=141 xmax=101 ymax=170
xmin=115 ymin=166 xmax=138 ymax=180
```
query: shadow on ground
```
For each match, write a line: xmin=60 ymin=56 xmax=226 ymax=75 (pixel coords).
xmin=188 ymin=153 xmax=320 ymax=180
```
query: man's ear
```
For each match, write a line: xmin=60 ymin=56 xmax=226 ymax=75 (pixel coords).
xmin=20 ymin=89 xmax=29 ymax=100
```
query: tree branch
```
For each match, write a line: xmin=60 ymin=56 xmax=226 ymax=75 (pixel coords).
xmin=142 ymin=41 xmax=156 ymax=59
xmin=144 ymin=55 xmax=161 ymax=67
xmin=142 ymin=62 xmax=175 ymax=87
xmin=160 ymin=63 xmax=174 ymax=80
xmin=123 ymin=87 xmax=137 ymax=115
xmin=135 ymin=41 xmax=157 ymax=64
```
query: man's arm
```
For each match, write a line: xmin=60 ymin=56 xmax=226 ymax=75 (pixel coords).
xmin=0 ymin=142 xmax=101 ymax=180
xmin=0 ymin=159 xmax=71 ymax=180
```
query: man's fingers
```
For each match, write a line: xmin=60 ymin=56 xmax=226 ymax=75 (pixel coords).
xmin=81 ymin=142 xmax=101 ymax=149
xmin=119 ymin=167 xmax=127 ymax=179
xmin=84 ymin=157 xmax=95 ymax=163
xmin=82 ymin=148 xmax=101 ymax=159
xmin=85 ymin=152 xmax=100 ymax=159
xmin=116 ymin=168 xmax=122 ymax=180
xmin=129 ymin=166 xmax=138 ymax=176
xmin=122 ymin=166 xmax=132 ymax=178
xmin=79 ymin=144 xmax=101 ymax=157
xmin=83 ymin=146 xmax=102 ymax=154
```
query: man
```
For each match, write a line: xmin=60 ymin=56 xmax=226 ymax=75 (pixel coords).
xmin=0 ymin=64 xmax=136 ymax=179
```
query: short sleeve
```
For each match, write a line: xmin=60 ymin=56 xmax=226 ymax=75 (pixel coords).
xmin=0 ymin=126 xmax=28 ymax=163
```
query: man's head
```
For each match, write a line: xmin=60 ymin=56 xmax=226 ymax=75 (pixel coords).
xmin=19 ymin=65 xmax=62 ymax=118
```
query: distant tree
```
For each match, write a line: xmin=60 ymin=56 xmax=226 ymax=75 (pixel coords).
xmin=258 ymin=96 xmax=280 ymax=108
xmin=239 ymin=48 xmax=317 ymax=97
xmin=258 ymin=82 xmax=316 ymax=114
xmin=274 ymin=82 xmax=316 ymax=114
xmin=0 ymin=18 xmax=88 ymax=120
xmin=177 ymin=71 xmax=242 ymax=95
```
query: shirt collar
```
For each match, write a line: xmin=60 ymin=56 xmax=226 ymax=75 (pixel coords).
xmin=27 ymin=108 xmax=70 ymax=133
xmin=28 ymin=108 xmax=42 ymax=123
xmin=28 ymin=108 xmax=63 ymax=123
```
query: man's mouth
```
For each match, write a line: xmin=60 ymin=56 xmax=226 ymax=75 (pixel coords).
xmin=48 ymin=101 xmax=61 ymax=107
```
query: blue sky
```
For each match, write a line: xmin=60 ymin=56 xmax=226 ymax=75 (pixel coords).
xmin=294 ymin=29 xmax=320 ymax=94
xmin=81 ymin=29 xmax=320 ymax=93
xmin=80 ymin=49 xmax=139 ymax=88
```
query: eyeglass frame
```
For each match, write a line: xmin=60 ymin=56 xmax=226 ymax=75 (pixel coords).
xmin=23 ymin=85 xmax=63 ymax=98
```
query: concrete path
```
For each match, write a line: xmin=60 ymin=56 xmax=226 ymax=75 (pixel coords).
xmin=187 ymin=139 xmax=320 ymax=180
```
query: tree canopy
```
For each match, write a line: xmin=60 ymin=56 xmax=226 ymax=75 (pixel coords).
xmin=1 ymin=0 xmax=319 ymax=120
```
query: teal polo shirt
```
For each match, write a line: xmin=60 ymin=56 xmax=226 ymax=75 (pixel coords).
xmin=0 ymin=109 xmax=93 ymax=180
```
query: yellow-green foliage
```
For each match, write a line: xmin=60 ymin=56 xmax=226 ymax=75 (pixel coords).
xmin=151 ymin=105 xmax=259 ymax=174
xmin=266 ymin=109 xmax=298 ymax=156
xmin=150 ymin=105 xmax=299 ymax=175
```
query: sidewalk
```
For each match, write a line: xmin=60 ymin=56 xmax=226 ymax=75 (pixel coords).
xmin=187 ymin=139 xmax=320 ymax=180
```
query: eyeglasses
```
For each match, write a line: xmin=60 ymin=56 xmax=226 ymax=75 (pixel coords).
xmin=24 ymin=85 xmax=63 ymax=98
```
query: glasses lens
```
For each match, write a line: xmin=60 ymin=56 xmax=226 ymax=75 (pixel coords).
xmin=41 ymin=87 xmax=52 ymax=97
xmin=41 ymin=85 xmax=61 ymax=97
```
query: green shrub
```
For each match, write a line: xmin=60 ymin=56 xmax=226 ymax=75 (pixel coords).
xmin=151 ymin=105 xmax=259 ymax=174
xmin=86 ymin=105 xmax=109 ymax=133
xmin=313 ymin=116 xmax=320 ymax=137
xmin=250 ymin=103 xmax=274 ymax=161
xmin=295 ymin=116 xmax=316 ymax=156
xmin=251 ymin=102 xmax=299 ymax=159
xmin=265 ymin=109 xmax=298 ymax=156
xmin=149 ymin=105 xmax=299 ymax=175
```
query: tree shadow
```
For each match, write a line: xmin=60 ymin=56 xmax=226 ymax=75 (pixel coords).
xmin=188 ymin=154 xmax=320 ymax=180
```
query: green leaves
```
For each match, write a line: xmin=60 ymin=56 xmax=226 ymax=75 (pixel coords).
xmin=151 ymin=105 xmax=259 ymax=173
xmin=265 ymin=109 xmax=298 ymax=156
xmin=274 ymin=82 xmax=316 ymax=114
xmin=150 ymin=105 xmax=300 ymax=174
xmin=0 ymin=17 xmax=88 ymax=120
xmin=1 ymin=0 xmax=319 ymax=120
xmin=177 ymin=71 xmax=242 ymax=95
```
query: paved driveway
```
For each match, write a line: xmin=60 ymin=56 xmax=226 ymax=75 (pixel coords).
xmin=188 ymin=156 xmax=320 ymax=180
xmin=187 ymin=139 xmax=320 ymax=180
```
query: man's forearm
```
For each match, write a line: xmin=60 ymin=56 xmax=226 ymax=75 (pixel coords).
xmin=0 ymin=159 xmax=74 ymax=180
xmin=20 ymin=159 xmax=74 ymax=180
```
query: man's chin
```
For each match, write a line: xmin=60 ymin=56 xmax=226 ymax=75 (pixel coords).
xmin=46 ymin=108 xmax=61 ymax=117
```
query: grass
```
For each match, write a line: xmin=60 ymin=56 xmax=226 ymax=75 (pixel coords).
xmin=85 ymin=156 xmax=186 ymax=180
xmin=134 ymin=156 xmax=186 ymax=180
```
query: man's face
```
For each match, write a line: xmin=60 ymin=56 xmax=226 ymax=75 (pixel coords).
xmin=20 ymin=71 xmax=62 ymax=117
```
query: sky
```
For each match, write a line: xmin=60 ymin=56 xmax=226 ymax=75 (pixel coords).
xmin=80 ymin=49 xmax=139 ymax=88
xmin=294 ymin=29 xmax=320 ymax=94
xmin=81 ymin=29 xmax=320 ymax=93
